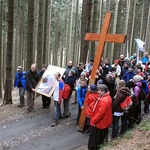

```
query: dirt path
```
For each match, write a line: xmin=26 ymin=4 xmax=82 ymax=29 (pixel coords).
xmin=0 ymin=90 xmax=88 ymax=150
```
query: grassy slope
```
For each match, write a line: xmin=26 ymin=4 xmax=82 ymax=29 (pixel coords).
xmin=103 ymin=117 xmax=150 ymax=150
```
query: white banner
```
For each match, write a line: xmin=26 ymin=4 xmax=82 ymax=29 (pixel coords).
xmin=135 ymin=39 xmax=145 ymax=52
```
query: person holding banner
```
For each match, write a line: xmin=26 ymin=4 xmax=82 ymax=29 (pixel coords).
xmin=39 ymin=65 xmax=51 ymax=109
xmin=51 ymin=72 xmax=64 ymax=127
xmin=25 ymin=64 xmax=40 ymax=114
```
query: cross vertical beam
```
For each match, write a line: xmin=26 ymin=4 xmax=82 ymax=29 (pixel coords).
xmin=77 ymin=12 xmax=126 ymax=131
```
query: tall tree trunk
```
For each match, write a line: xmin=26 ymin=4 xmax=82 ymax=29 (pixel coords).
xmin=72 ymin=0 xmax=79 ymax=65
xmin=4 ymin=0 xmax=14 ymax=104
xmin=26 ymin=0 xmax=34 ymax=70
xmin=33 ymin=0 xmax=39 ymax=63
xmin=98 ymin=0 xmax=103 ymax=33
xmin=53 ymin=8 xmax=59 ymax=66
xmin=80 ymin=0 xmax=92 ymax=63
xmin=111 ymin=0 xmax=119 ymax=63
xmin=2 ymin=2 xmax=7 ymax=90
xmin=90 ymin=0 xmax=98 ymax=59
xmin=113 ymin=0 xmax=123 ymax=60
xmin=68 ymin=0 xmax=74 ymax=61
xmin=43 ymin=0 xmax=51 ymax=65
xmin=145 ymin=2 xmax=150 ymax=51
xmin=43 ymin=0 xmax=48 ymax=64
xmin=129 ymin=0 xmax=136 ymax=55
xmin=139 ymin=0 xmax=145 ymax=40
xmin=36 ymin=0 xmax=45 ymax=70
xmin=60 ymin=36 xmax=64 ymax=67
xmin=0 ymin=0 xmax=2 ymax=98
xmin=65 ymin=0 xmax=70 ymax=65
xmin=47 ymin=0 xmax=52 ymax=64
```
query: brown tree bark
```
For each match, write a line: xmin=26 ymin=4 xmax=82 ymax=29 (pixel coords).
xmin=26 ymin=0 xmax=34 ymax=70
xmin=36 ymin=0 xmax=45 ymax=70
xmin=0 ymin=0 xmax=2 ymax=99
xmin=4 ymin=0 xmax=14 ymax=104
xmin=53 ymin=8 xmax=59 ymax=66
xmin=90 ymin=0 xmax=98 ymax=59
xmin=80 ymin=0 xmax=92 ymax=63
xmin=72 ymin=0 xmax=79 ymax=65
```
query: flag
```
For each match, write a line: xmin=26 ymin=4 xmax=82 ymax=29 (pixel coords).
xmin=135 ymin=39 xmax=145 ymax=52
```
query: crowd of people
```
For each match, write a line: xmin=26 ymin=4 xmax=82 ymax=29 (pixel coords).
xmin=14 ymin=52 xmax=150 ymax=150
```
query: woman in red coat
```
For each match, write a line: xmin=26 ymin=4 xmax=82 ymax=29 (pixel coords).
xmin=88 ymin=84 xmax=113 ymax=150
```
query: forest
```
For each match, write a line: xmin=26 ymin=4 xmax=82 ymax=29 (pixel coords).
xmin=0 ymin=0 xmax=150 ymax=103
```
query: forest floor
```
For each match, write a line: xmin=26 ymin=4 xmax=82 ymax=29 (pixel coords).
xmin=0 ymin=89 xmax=150 ymax=150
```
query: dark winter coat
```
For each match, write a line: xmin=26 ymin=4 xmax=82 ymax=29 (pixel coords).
xmin=26 ymin=69 xmax=40 ymax=91
xmin=112 ymin=87 xmax=130 ymax=113
xmin=64 ymin=66 xmax=76 ymax=80
xmin=122 ymin=71 xmax=136 ymax=82
xmin=98 ymin=75 xmax=115 ymax=99
xmin=102 ymin=63 xmax=112 ymax=76
xmin=76 ymin=67 xmax=84 ymax=79
xmin=65 ymin=75 xmax=76 ymax=89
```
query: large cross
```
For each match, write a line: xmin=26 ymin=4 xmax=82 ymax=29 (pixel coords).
xmin=77 ymin=12 xmax=126 ymax=131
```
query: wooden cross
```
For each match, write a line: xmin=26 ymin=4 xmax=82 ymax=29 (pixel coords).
xmin=77 ymin=12 xmax=126 ymax=131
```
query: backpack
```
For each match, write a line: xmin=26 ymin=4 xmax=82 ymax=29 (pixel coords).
xmin=62 ymin=84 xmax=72 ymax=99
xmin=138 ymin=87 xmax=146 ymax=101
xmin=120 ymin=95 xmax=133 ymax=111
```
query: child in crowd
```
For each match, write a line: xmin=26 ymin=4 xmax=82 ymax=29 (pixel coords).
xmin=86 ymin=84 xmax=99 ymax=132
xmin=77 ymin=79 xmax=88 ymax=124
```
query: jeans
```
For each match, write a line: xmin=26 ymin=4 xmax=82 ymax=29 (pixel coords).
xmin=112 ymin=113 xmax=127 ymax=138
xmin=54 ymin=101 xmax=61 ymax=121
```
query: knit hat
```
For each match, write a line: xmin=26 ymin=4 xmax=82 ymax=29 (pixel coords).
xmin=17 ymin=66 xmax=23 ymax=71
xmin=97 ymin=79 xmax=103 ymax=85
xmin=90 ymin=84 xmax=98 ymax=92
xmin=133 ymin=75 xmax=143 ymax=82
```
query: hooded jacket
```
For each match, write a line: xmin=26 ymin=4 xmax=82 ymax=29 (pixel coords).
xmin=112 ymin=87 xmax=131 ymax=113
xmin=77 ymin=85 xmax=88 ymax=107
xmin=90 ymin=92 xmax=112 ymax=129
xmin=86 ymin=92 xmax=99 ymax=117
xmin=134 ymin=81 xmax=142 ymax=102
xmin=122 ymin=70 xmax=136 ymax=82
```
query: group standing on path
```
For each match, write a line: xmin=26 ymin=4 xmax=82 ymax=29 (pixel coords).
xmin=14 ymin=52 xmax=150 ymax=150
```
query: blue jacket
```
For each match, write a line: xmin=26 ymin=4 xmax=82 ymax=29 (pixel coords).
xmin=14 ymin=71 xmax=26 ymax=89
xmin=77 ymin=85 xmax=88 ymax=107
xmin=122 ymin=71 xmax=136 ymax=82
xmin=141 ymin=80 xmax=148 ymax=95
xmin=142 ymin=56 xmax=149 ymax=64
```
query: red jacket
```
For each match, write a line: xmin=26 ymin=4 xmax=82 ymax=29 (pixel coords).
xmin=90 ymin=92 xmax=112 ymax=129
xmin=86 ymin=92 xmax=99 ymax=117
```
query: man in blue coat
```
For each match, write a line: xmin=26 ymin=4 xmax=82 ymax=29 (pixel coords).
xmin=77 ymin=79 xmax=88 ymax=124
xmin=14 ymin=66 xmax=26 ymax=107
xmin=122 ymin=65 xmax=136 ymax=82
